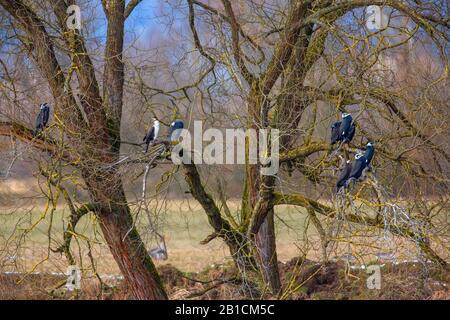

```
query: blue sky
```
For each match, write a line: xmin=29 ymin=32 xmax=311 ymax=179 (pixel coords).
xmin=83 ymin=0 xmax=188 ymax=51
xmin=82 ymin=0 xmax=165 ymax=42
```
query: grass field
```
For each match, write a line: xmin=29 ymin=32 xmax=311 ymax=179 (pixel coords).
xmin=0 ymin=201 xmax=315 ymax=274
xmin=0 ymin=193 xmax=447 ymax=277
xmin=0 ymin=198 xmax=448 ymax=300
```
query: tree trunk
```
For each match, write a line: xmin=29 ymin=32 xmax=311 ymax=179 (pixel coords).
xmin=85 ymin=170 xmax=168 ymax=300
xmin=245 ymin=88 xmax=282 ymax=294
xmin=255 ymin=209 xmax=281 ymax=294
xmin=96 ymin=205 xmax=168 ymax=299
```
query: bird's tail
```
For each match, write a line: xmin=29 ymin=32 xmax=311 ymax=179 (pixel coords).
xmin=344 ymin=178 xmax=355 ymax=190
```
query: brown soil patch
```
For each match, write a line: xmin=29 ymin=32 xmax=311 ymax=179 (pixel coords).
xmin=0 ymin=258 xmax=447 ymax=300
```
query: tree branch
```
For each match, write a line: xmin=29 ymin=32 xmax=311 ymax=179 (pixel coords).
xmin=124 ymin=0 xmax=142 ymax=19
xmin=273 ymin=192 xmax=446 ymax=266
xmin=49 ymin=0 xmax=106 ymax=131
xmin=0 ymin=0 xmax=83 ymax=130
xmin=0 ymin=121 xmax=76 ymax=164
xmin=260 ymin=1 xmax=311 ymax=95
xmin=279 ymin=141 xmax=329 ymax=163
xmin=221 ymin=0 xmax=256 ymax=85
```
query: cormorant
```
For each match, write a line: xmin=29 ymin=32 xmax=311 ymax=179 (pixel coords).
xmin=169 ymin=120 xmax=184 ymax=141
xmin=348 ymin=152 xmax=367 ymax=182
xmin=364 ymin=142 xmax=375 ymax=166
xmin=143 ymin=118 xmax=160 ymax=153
xmin=339 ymin=113 xmax=354 ymax=143
xmin=34 ymin=103 xmax=50 ymax=136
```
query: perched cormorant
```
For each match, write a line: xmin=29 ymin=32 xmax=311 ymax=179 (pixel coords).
xmin=348 ymin=152 xmax=367 ymax=181
xmin=336 ymin=160 xmax=352 ymax=192
xmin=143 ymin=118 xmax=160 ymax=153
xmin=34 ymin=103 xmax=50 ymax=136
xmin=339 ymin=113 xmax=354 ymax=143
xmin=364 ymin=142 xmax=375 ymax=166
xmin=169 ymin=120 xmax=184 ymax=141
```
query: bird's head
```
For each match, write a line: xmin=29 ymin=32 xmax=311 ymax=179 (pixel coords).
xmin=40 ymin=103 xmax=48 ymax=110
xmin=342 ymin=112 xmax=350 ymax=118
xmin=367 ymin=142 xmax=374 ymax=147
xmin=171 ymin=120 xmax=184 ymax=128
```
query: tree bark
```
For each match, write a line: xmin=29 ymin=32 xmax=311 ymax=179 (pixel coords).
xmin=255 ymin=208 xmax=281 ymax=294
xmin=96 ymin=206 xmax=168 ymax=299
xmin=84 ymin=169 xmax=168 ymax=299
xmin=245 ymin=86 xmax=281 ymax=293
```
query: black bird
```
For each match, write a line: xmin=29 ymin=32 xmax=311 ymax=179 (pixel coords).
xmin=364 ymin=142 xmax=375 ymax=166
xmin=347 ymin=152 xmax=367 ymax=182
xmin=336 ymin=160 xmax=352 ymax=192
xmin=34 ymin=103 xmax=50 ymax=136
xmin=169 ymin=120 xmax=184 ymax=141
xmin=143 ymin=118 xmax=160 ymax=153
xmin=339 ymin=113 xmax=354 ymax=143
xmin=330 ymin=121 xmax=342 ymax=145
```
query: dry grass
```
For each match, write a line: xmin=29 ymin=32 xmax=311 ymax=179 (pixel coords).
xmin=0 ymin=198 xmax=448 ymax=300
xmin=0 ymin=201 xmax=313 ymax=274
xmin=0 ymin=259 xmax=447 ymax=300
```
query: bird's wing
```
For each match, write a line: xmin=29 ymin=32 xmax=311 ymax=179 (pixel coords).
xmin=365 ymin=148 xmax=374 ymax=163
xmin=350 ymin=158 xmax=367 ymax=178
xmin=337 ymin=164 xmax=351 ymax=182
xmin=341 ymin=118 xmax=351 ymax=135
xmin=343 ymin=164 xmax=352 ymax=179
xmin=349 ymin=160 xmax=362 ymax=177
xmin=35 ymin=110 xmax=43 ymax=128
xmin=331 ymin=125 xmax=340 ymax=143
xmin=43 ymin=106 xmax=50 ymax=125
xmin=148 ymin=126 xmax=155 ymax=140
xmin=347 ymin=123 xmax=356 ymax=140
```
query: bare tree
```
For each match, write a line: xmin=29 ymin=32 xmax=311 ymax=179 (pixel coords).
xmin=174 ymin=0 xmax=448 ymax=294
xmin=0 ymin=0 xmax=167 ymax=299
